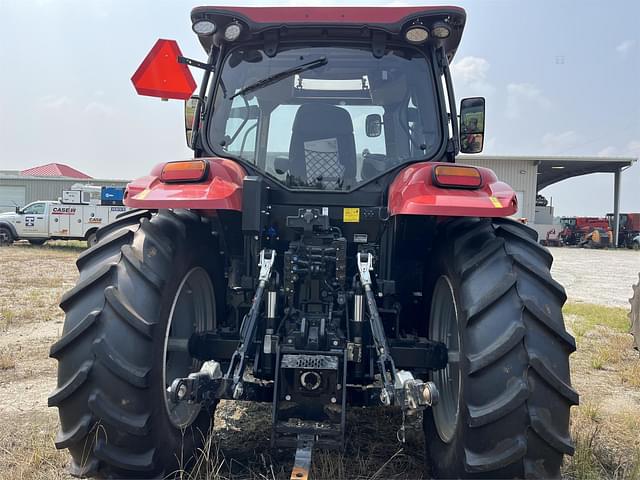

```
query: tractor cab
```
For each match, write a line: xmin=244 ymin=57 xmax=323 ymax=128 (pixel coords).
xmin=189 ymin=7 xmax=468 ymax=192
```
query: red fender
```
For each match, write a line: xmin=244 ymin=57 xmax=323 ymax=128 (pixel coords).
xmin=388 ymin=162 xmax=517 ymax=217
xmin=124 ymin=157 xmax=246 ymax=211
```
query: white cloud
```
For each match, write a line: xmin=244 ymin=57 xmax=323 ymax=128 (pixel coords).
xmin=451 ymin=56 xmax=489 ymax=83
xmin=84 ymin=101 xmax=114 ymax=116
xmin=505 ymin=83 xmax=551 ymax=119
xmin=541 ymin=131 xmax=581 ymax=153
xmin=626 ymin=140 xmax=640 ymax=156
xmin=595 ymin=141 xmax=640 ymax=158
xmin=41 ymin=95 xmax=72 ymax=109
xmin=450 ymin=56 xmax=495 ymax=95
xmin=597 ymin=146 xmax=618 ymax=157
xmin=616 ymin=40 xmax=636 ymax=55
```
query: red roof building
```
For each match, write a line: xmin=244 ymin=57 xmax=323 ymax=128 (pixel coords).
xmin=20 ymin=163 xmax=92 ymax=179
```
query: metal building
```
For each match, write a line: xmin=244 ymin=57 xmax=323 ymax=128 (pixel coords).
xmin=460 ymin=155 xmax=637 ymax=242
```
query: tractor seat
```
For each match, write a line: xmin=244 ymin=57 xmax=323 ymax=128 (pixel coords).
xmin=289 ymin=104 xmax=357 ymax=189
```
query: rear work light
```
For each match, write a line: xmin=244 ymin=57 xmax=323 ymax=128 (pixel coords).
xmin=433 ymin=165 xmax=482 ymax=188
xmin=160 ymin=160 xmax=208 ymax=183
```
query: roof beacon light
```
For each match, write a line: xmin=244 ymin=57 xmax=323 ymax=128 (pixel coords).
xmin=431 ymin=22 xmax=451 ymax=39
xmin=192 ymin=20 xmax=216 ymax=36
xmin=405 ymin=25 xmax=429 ymax=44
xmin=224 ymin=22 xmax=242 ymax=42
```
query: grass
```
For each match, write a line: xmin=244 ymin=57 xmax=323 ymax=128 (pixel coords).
xmin=620 ymin=361 xmax=640 ymax=388
xmin=176 ymin=404 xmax=427 ymax=480
xmin=0 ymin=308 xmax=16 ymax=331
xmin=0 ymin=351 xmax=16 ymax=370
xmin=0 ymin=413 xmax=70 ymax=480
xmin=563 ymin=302 xmax=640 ymax=480
xmin=10 ymin=239 xmax=87 ymax=252
xmin=564 ymin=303 xmax=631 ymax=335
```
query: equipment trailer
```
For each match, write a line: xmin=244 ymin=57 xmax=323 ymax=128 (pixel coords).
xmin=50 ymin=6 xmax=577 ymax=479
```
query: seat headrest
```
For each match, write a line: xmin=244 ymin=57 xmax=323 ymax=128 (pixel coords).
xmin=292 ymin=103 xmax=353 ymax=137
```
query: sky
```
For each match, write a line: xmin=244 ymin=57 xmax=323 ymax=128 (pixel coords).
xmin=0 ymin=0 xmax=638 ymax=216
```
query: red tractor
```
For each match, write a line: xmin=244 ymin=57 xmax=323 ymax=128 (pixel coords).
xmin=49 ymin=6 xmax=576 ymax=479
xmin=559 ymin=216 xmax=610 ymax=246
xmin=607 ymin=213 xmax=640 ymax=248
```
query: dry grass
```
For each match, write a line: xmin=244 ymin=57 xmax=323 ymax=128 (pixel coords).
xmin=178 ymin=403 xmax=426 ymax=480
xmin=0 ymin=243 xmax=80 ymax=328
xmin=564 ymin=304 xmax=640 ymax=480
xmin=0 ymin=351 xmax=16 ymax=370
xmin=0 ymin=412 xmax=71 ymax=480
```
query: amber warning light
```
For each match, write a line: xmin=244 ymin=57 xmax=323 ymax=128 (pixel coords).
xmin=131 ymin=39 xmax=196 ymax=100
xmin=433 ymin=165 xmax=482 ymax=188
xmin=160 ymin=160 xmax=207 ymax=183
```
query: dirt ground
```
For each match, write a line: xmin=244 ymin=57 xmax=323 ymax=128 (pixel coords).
xmin=0 ymin=242 xmax=638 ymax=479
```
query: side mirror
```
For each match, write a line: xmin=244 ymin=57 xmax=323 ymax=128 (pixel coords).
xmin=15 ymin=206 xmax=20 ymax=214
xmin=365 ymin=114 xmax=383 ymax=137
xmin=185 ymin=96 xmax=198 ymax=148
xmin=274 ymin=156 xmax=291 ymax=175
xmin=459 ymin=97 xmax=485 ymax=154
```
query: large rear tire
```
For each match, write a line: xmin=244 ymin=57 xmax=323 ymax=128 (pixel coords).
xmin=423 ymin=218 xmax=578 ymax=479
xmin=49 ymin=209 xmax=224 ymax=478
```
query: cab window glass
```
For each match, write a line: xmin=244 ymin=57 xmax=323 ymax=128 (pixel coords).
xmin=22 ymin=203 xmax=45 ymax=215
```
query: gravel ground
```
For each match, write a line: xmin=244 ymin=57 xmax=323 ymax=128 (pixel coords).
xmin=549 ymin=247 xmax=640 ymax=307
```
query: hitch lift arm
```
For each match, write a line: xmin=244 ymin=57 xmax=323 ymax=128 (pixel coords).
xmin=356 ymin=252 xmax=397 ymax=405
xmin=356 ymin=252 xmax=439 ymax=409
xmin=226 ymin=249 xmax=276 ymax=398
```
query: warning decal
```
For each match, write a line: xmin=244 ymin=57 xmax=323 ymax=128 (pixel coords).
xmin=343 ymin=208 xmax=360 ymax=223
xmin=489 ymin=196 xmax=502 ymax=208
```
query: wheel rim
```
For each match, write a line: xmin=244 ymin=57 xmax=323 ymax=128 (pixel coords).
xmin=162 ymin=267 xmax=216 ymax=428
xmin=429 ymin=275 xmax=461 ymax=443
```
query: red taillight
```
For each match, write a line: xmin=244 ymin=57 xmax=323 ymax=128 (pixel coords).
xmin=160 ymin=160 xmax=207 ymax=183
xmin=433 ymin=165 xmax=482 ymax=188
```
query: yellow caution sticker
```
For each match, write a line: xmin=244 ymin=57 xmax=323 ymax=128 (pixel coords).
xmin=343 ymin=207 xmax=360 ymax=223
xmin=135 ymin=188 xmax=151 ymax=200
xmin=489 ymin=196 xmax=502 ymax=208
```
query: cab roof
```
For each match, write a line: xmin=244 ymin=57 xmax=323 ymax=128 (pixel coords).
xmin=190 ymin=6 xmax=466 ymax=61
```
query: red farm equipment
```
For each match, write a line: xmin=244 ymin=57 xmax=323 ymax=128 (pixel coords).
xmin=607 ymin=212 xmax=640 ymax=248
xmin=49 ymin=6 xmax=577 ymax=479
xmin=559 ymin=216 xmax=610 ymax=246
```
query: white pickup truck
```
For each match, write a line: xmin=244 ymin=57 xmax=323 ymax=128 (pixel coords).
xmin=0 ymin=200 xmax=128 ymax=246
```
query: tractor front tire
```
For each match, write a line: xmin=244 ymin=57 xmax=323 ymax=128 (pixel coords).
xmin=49 ymin=209 xmax=223 ymax=478
xmin=423 ymin=218 xmax=578 ymax=479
